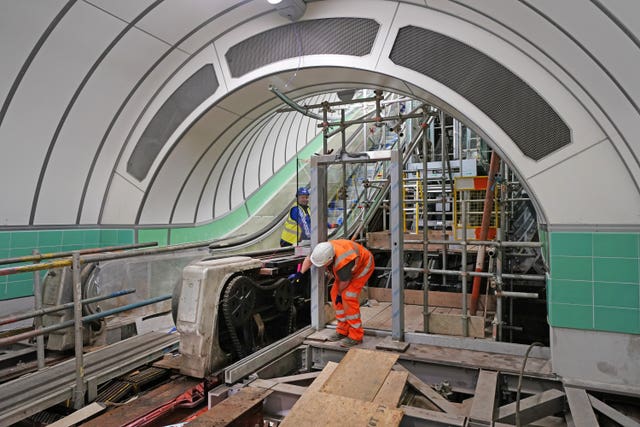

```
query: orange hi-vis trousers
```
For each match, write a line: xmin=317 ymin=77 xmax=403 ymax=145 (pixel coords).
xmin=330 ymin=270 xmax=374 ymax=342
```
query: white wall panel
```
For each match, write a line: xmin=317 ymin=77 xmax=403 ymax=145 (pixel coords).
xmin=208 ymin=141 xmax=236 ymax=219
xmin=35 ymin=29 xmax=170 ymax=225
xmin=0 ymin=1 xmax=124 ymax=225
xmin=85 ymin=0 xmax=158 ymax=22
xmin=173 ymin=117 xmax=252 ymax=223
xmin=273 ymin=110 xmax=298 ymax=173
xmin=0 ymin=1 xmax=65 ymax=114
xmin=139 ymin=107 xmax=240 ymax=224
xmin=528 ymin=140 xmax=640 ymax=225
xmin=101 ymin=173 xmax=144 ymax=224
xmin=81 ymin=49 xmax=188 ymax=224
xmin=135 ymin=0 xmax=244 ymax=52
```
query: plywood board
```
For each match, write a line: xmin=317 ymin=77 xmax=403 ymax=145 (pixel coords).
xmin=368 ymin=288 xmax=495 ymax=311
xmin=281 ymin=392 xmax=403 ymax=427
xmin=321 ymin=349 xmax=399 ymax=401
xmin=428 ymin=312 xmax=486 ymax=338
xmin=373 ymin=370 xmax=408 ymax=407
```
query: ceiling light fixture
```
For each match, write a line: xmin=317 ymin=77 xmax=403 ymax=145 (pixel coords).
xmin=267 ymin=0 xmax=283 ymax=4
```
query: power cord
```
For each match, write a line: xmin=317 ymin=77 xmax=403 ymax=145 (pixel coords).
xmin=515 ymin=341 xmax=544 ymax=427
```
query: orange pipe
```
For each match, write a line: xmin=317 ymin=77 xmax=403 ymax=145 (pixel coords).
xmin=469 ymin=152 xmax=500 ymax=315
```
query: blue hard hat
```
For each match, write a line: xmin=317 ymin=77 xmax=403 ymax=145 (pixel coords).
xmin=296 ymin=187 xmax=310 ymax=196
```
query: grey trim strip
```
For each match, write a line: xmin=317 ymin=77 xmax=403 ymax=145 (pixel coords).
xmin=590 ymin=0 xmax=640 ymax=55
xmin=0 ymin=0 xmax=77 ymax=129
xmin=95 ymin=0 xmax=256 ymax=224
xmin=546 ymin=224 xmax=640 ymax=233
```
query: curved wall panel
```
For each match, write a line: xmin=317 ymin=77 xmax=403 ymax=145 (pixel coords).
xmin=390 ymin=25 xmax=571 ymax=161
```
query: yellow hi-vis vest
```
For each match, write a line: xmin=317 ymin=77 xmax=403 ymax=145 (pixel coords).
xmin=280 ymin=203 xmax=310 ymax=245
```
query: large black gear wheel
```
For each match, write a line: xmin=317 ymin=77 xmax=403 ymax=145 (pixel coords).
xmin=272 ymin=278 xmax=292 ymax=312
xmin=223 ymin=276 xmax=256 ymax=328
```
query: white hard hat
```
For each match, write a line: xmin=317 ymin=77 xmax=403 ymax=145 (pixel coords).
xmin=310 ymin=242 xmax=334 ymax=267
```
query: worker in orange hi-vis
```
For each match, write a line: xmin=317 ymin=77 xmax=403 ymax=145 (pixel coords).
xmin=289 ymin=239 xmax=375 ymax=347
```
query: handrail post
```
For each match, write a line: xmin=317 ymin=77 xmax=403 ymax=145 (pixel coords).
xmin=72 ymin=251 xmax=85 ymax=409
xmin=32 ymin=249 xmax=45 ymax=369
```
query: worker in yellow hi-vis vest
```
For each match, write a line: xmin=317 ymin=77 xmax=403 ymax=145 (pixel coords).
xmin=280 ymin=187 xmax=311 ymax=247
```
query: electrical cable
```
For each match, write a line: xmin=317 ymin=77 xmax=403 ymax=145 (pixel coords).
xmin=515 ymin=341 xmax=544 ymax=426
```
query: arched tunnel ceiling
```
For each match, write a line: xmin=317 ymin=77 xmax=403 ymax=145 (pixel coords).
xmin=1 ymin=0 xmax=640 ymax=230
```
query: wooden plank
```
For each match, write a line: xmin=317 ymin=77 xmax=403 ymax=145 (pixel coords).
xmin=589 ymin=393 xmax=640 ymax=427
xmin=270 ymin=371 xmax=321 ymax=384
xmin=189 ymin=387 xmax=272 ymax=426
xmin=368 ymin=288 xmax=496 ymax=311
xmin=401 ymin=405 xmax=466 ymax=426
xmin=152 ymin=353 xmax=183 ymax=370
xmin=321 ymin=348 xmax=399 ymax=401
xmin=373 ymin=370 xmax=408 ymax=407
xmin=282 ymin=392 xmax=403 ymax=427
xmin=48 ymin=402 xmax=106 ymax=427
xmin=360 ymin=301 xmax=391 ymax=323
xmin=363 ymin=304 xmax=393 ymax=330
xmin=393 ymin=364 xmax=462 ymax=415
xmin=428 ymin=312 xmax=485 ymax=338
xmin=468 ymin=370 xmax=498 ymax=426
xmin=565 ymin=386 xmax=599 ymax=427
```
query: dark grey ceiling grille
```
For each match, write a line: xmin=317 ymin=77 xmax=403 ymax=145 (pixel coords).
xmin=226 ymin=18 xmax=379 ymax=78
xmin=390 ymin=26 xmax=570 ymax=160
xmin=127 ymin=64 xmax=218 ymax=181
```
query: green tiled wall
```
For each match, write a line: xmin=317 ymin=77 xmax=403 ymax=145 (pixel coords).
xmin=0 ymin=131 xmax=327 ymax=302
xmin=548 ymin=232 xmax=640 ymax=335
xmin=0 ymin=229 xmax=134 ymax=300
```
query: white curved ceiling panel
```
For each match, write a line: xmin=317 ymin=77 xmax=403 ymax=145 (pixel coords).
xmin=35 ymin=29 xmax=172 ymax=225
xmin=134 ymin=0 xmax=247 ymax=52
xmin=85 ymin=0 xmax=158 ymax=22
xmin=80 ymin=49 xmax=189 ymax=224
xmin=0 ymin=1 xmax=66 ymax=113
xmin=214 ymin=134 xmax=247 ymax=214
xmin=528 ymin=140 xmax=640 ymax=225
xmin=138 ymin=107 xmax=240 ymax=225
xmin=272 ymin=110 xmax=299 ymax=174
xmin=242 ymin=116 xmax=281 ymax=200
xmin=174 ymin=117 xmax=253 ymax=224
xmin=177 ymin=0 xmax=274 ymax=54
xmin=597 ymin=0 xmax=640 ymax=38
xmin=101 ymin=173 xmax=143 ymax=225
xmin=0 ymin=1 xmax=126 ymax=225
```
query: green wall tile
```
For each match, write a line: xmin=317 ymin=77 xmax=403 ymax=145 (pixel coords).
xmin=117 ymin=229 xmax=134 ymax=245
xmin=10 ymin=247 xmax=33 ymax=258
xmin=38 ymin=245 xmax=62 ymax=255
xmin=84 ymin=230 xmax=100 ymax=246
xmin=11 ymin=231 xmax=38 ymax=249
xmin=139 ymin=229 xmax=168 ymax=246
xmin=594 ymin=307 xmax=640 ymax=334
xmin=549 ymin=279 xmax=592 ymax=305
xmin=100 ymin=230 xmax=118 ymax=245
xmin=594 ymin=282 xmax=640 ymax=308
xmin=549 ymin=303 xmax=593 ymax=329
xmin=38 ymin=230 xmax=63 ymax=247
xmin=0 ymin=232 xmax=10 ymax=249
xmin=594 ymin=257 xmax=639 ymax=283
xmin=550 ymin=232 xmax=592 ymax=257
xmin=594 ymin=233 xmax=639 ymax=258
xmin=551 ymin=256 xmax=592 ymax=281
xmin=62 ymin=230 xmax=84 ymax=245
xmin=0 ymin=280 xmax=33 ymax=299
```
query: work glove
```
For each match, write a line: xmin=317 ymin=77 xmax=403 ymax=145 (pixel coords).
xmin=335 ymin=294 xmax=342 ymax=304
xmin=288 ymin=272 xmax=303 ymax=284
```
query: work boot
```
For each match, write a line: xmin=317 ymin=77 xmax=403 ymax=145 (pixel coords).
xmin=340 ymin=337 xmax=362 ymax=348
xmin=327 ymin=332 xmax=347 ymax=342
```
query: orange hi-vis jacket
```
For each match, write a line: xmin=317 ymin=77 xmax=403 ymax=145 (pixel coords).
xmin=329 ymin=240 xmax=374 ymax=284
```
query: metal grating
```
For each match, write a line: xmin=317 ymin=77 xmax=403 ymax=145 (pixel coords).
xmin=226 ymin=18 xmax=379 ymax=78
xmin=389 ymin=26 xmax=571 ymax=160
xmin=127 ymin=64 xmax=219 ymax=181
